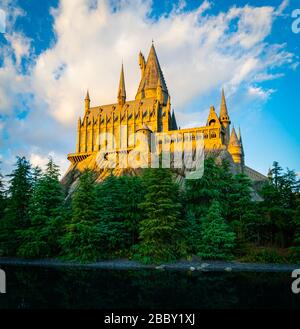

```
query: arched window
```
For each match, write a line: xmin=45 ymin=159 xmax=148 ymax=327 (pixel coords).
xmin=211 ymin=132 xmax=217 ymax=138
xmin=209 ymin=119 xmax=216 ymax=126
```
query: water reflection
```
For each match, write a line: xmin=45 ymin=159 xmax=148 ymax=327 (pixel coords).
xmin=0 ymin=266 xmax=299 ymax=309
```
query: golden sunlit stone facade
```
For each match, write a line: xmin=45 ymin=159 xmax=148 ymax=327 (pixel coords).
xmin=65 ymin=44 xmax=266 ymax=183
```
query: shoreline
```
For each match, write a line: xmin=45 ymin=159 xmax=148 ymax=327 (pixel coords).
xmin=0 ymin=257 xmax=299 ymax=272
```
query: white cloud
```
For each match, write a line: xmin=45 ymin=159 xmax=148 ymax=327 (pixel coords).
xmin=30 ymin=151 xmax=69 ymax=176
xmin=248 ymin=85 xmax=275 ymax=100
xmin=5 ymin=32 xmax=32 ymax=66
xmin=29 ymin=0 xmax=295 ymax=126
xmin=0 ymin=0 xmax=297 ymax=175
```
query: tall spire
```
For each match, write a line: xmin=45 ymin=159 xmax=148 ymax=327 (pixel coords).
xmin=220 ymin=88 xmax=230 ymax=121
xmin=238 ymin=126 xmax=245 ymax=163
xmin=85 ymin=90 xmax=90 ymax=112
xmin=136 ymin=43 xmax=168 ymax=102
xmin=219 ymin=88 xmax=231 ymax=145
xmin=118 ymin=63 xmax=126 ymax=106
xmin=238 ymin=126 xmax=243 ymax=145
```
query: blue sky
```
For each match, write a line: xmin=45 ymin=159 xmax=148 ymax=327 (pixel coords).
xmin=0 ymin=0 xmax=299 ymax=176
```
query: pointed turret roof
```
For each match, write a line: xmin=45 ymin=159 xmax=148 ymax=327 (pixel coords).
xmin=207 ymin=106 xmax=221 ymax=126
xmin=85 ymin=90 xmax=90 ymax=101
xmin=118 ymin=64 xmax=126 ymax=100
xmin=136 ymin=44 xmax=168 ymax=99
xmin=229 ymin=127 xmax=241 ymax=146
xmin=238 ymin=127 xmax=243 ymax=144
xmin=238 ymin=127 xmax=245 ymax=156
xmin=171 ymin=109 xmax=178 ymax=130
xmin=220 ymin=89 xmax=230 ymax=121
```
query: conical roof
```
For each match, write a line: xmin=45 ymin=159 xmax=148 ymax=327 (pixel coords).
xmin=229 ymin=127 xmax=241 ymax=147
xmin=136 ymin=44 xmax=168 ymax=99
xmin=118 ymin=64 xmax=126 ymax=100
xmin=220 ymin=89 xmax=230 ymax=121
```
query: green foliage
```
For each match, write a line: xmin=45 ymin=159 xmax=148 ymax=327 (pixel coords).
xmin=239 ymin=246 xmax=288 ymax=264
xmin=0 ymin=154 xmax=299 ymax=266
xmin=60 ymin=169 xmax=101 ymax=262
xmin=227 ymin=173 xmax=256 ymax=242
xmin=0 ymin=157 xmax=33 ymax=255
xmin=197 ymin=201 xmax=236 ymax=260
xmin=96 ymin=175 xmax=132 ymax=256
xmin=185 ymin=157 xmax=223 ymax=219
xmin=18 ymin=158 xmax=65 ymax=258
xmin=60 ymin=220 xmax=102 ymax=263
xmin=258 ymin=161 xmax=300 ymax=247
xmin=135 ymin=168 xmax=185 ymax=264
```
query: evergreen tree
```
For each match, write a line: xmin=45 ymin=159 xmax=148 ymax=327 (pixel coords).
xmin=18 ymin=158 xmax=65 ymax=258
xmin=198 ymin=201 xmax=236 ymax=260
xmin=291 ymin=201 xmax=300 ymax=261
xmin=0 ymin=157 xmax=32 ymax=255
xmin=227 ymin=173 xmax=256 ymax=242
xmin=259 ymin=162 xmax=300 ymax=247
xmin=96 ymin=175 xmax=127 ymax=256
xmin=118 ymin=175 xmax=144 ymax=249
xmin=136 ymin=168 xmax=185 ymax=263
xmin=185 ymin=157 xmax=222 ymax=219
xmin=184 ymin=158 xmax=234 ymax=254
xmin=60 ymin=169 xmax=101 ymax=263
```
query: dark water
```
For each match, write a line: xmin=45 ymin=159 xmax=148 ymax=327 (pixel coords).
xmin=0 ymin=266 xmax=299 ymax=309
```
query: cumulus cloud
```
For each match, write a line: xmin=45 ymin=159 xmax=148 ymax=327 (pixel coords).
xmin=248 ymin=85 xmax=275 ymax=100
xmin=29 ymin=0 xmax=295 ymax=126
xmin=0 ymin=0 xmax=297 ymax=175
xmin=30 ymin=151 xmax=69 ymax=174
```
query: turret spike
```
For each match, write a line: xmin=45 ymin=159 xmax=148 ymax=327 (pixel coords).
xmin=118 ymin=63 xmax=126 ymax=107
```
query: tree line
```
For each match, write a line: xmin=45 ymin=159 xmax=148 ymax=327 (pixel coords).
xmin=0 ymin=156 xmax=299 ymax=264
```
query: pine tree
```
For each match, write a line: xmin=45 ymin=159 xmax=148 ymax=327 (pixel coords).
xmin=96 ymin=174 xmax=127 ymax=256
xmin=117 ymin=175 xmax=144 ymax=250
xmin=60 ymin=169 xmax=101 ymax=263
xmin=18 ymin=158 xmax=65 ymax=258
xmin=291 ymin=202 xmax=300 ymax=262
xmin=0 ymin=157 xmax=33 ymax=255
xmin=227 ymin=173 xmax=256 ymax=242
xmin=185 ymin=157 xmax=222 ymax=219
xmin=198 ymin=201 xmax=236 ymax=260
xmin=259 ymin=163 xmax=300 ymax=247
xmin=136 ymin=168 xmax=185 ymax=263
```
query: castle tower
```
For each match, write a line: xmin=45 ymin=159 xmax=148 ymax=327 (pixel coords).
xmin=85 ymin=90 xmax=90 ymax=113
xmin=238 ymin=127 xmax=245 ymax=165
xmin=135 ymin=43 xmax=168 ymax=105
xmin=228 ymin=127 xmax=243 ymax=165
xmin=219 ymin=89 xmax=231 ymax=145
xmin=118 ymin=64 xmax=126 ymax=107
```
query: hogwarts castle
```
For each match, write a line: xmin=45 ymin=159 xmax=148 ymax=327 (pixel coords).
xmin=64 ymin=44 xmax=266 ymax=187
